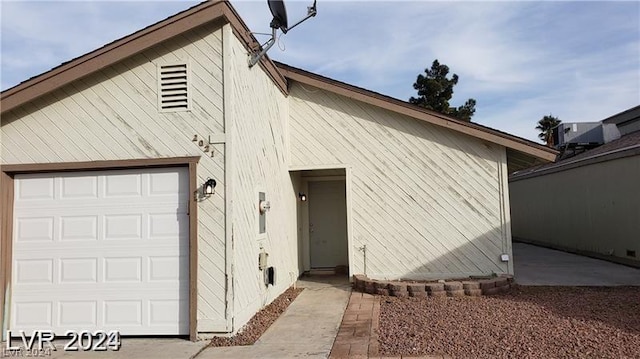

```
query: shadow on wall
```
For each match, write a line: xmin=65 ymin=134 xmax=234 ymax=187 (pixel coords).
xmin=289 ymin=85 xmax=512 ymax=280
xmin=354 ymin=223 xmax=512 ymax=281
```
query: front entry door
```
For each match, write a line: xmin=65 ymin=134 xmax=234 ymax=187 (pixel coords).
xmin=308 ymin=180 xmax=348 ymax=268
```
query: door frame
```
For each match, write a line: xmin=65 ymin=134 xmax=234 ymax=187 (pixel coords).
xmin=290 ymin=164 xmax=353 ymax=277
xmin=0 ymin=157 xmax=200 ymax=341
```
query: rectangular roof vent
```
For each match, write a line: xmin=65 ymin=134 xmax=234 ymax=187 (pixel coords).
xmin=158 ymin=63 xmax=190 ymax=112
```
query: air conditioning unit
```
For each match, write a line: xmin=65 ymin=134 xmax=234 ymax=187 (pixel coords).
xmin=552 ymin=122 xmax=620 ymax=148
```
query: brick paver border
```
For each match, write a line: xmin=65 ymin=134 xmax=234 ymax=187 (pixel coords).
xmin=329 ymin=292 xmax=378 ymax=358
xmin=330 ymin=292 xmax=447 ymax=359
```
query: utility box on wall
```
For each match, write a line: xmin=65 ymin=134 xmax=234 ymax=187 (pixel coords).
xmin=258 ymin=251 xmax=268 ymax=270
xmin=265 ymin=267 xmax=275 ymax=286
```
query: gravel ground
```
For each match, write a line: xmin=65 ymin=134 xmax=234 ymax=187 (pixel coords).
xmin=379 ymin=286 xmax=640 ymax=359
xmin=210 ymin=287 xmax=304 ymax=347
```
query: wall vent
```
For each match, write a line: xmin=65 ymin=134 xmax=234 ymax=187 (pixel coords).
xmin=157 ymin=63 xmax=190 ymax=112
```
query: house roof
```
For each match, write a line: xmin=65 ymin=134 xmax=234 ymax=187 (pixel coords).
xmin=510 ymin=129 xmax=640 ymax=182
xmin=276 ymin=62 xmax=558 ymax=171
xmin=602 ymin=105 xmax=640 ymax=127
xmin=1 ymin=0 xmax=557 ymax=172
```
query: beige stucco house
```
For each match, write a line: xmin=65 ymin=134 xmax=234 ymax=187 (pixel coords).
xmin=0 ymin=1 xmax=556 ymax=339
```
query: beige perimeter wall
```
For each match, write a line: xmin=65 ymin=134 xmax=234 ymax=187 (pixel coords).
xmin=510 ymin=155 xmax=640 ymax=264
xmin=288 ymin=82 xmax=513 ymax=280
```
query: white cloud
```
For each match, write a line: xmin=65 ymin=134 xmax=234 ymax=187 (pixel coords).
xmin=0 ymin=1 xmax=200 ymax=89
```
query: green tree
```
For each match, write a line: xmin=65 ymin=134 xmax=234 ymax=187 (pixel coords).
xmin=536 ymin=114 xmax=561 ymax=146
xmin=409 ymin=59 xmax=476 ymax=122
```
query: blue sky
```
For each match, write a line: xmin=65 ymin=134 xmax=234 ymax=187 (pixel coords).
xmin=1 ymin=1 xmax=638 ymax=142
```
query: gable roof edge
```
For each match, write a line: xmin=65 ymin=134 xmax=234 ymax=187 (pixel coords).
xmin=1 ymin=1 xmax=288 ymax=115
xmin=276 ymin=62 xmax=557 ymax=163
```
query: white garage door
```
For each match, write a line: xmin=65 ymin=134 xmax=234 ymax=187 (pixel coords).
xmin=11 ymin=167 xmax=189 ymax=335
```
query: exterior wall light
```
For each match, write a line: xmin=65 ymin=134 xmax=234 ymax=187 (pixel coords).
xmin=259 ymin=200 xmax=271 ymax=214
xmin=204 ymin=178 xmax=217 ymax=195
xmin=298 ymin=192 xmax=307 ymax=201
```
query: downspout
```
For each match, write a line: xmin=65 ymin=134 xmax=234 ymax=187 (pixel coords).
xmin=222 ymin=23 xmax=235 ymax=334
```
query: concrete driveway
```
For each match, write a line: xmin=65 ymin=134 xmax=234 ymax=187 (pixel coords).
xmin=1 ymin=338 xmax=207 ymax=359
xmin=513 ymin=242 xmax=640 ymax=286
xmin=1 ymin=277 xmax=351 ymax=359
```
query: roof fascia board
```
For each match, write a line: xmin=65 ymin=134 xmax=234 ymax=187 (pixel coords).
xmin=601 ymin=105 xmax=640 ymax=125
xmin=277 ymin=64 xmax=557 ymax=162
xmin=509 ymin=144 xmax=640 ymax=182
xmin=1 ymin=1 xmax=287 ymax=114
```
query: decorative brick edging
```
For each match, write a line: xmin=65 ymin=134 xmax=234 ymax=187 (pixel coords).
xmin=353 ymin=274 xmax=513 ymax=297
xmin=329 ymin=292 xmax=379 ymax=358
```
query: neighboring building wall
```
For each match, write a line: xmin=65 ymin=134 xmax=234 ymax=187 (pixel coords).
xmin=0 ymin=23 xmax=228 ymax=332
xmin=510 ymin=155 xmax=640 ymax=265
xmin=223 ymin=26 xmax=298 ymax=331
xmin=288 ymin=83 xmax=513 ymax=280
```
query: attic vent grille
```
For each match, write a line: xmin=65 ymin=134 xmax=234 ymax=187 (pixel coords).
xmin=158 ymin=63 xmax=190 ymax=112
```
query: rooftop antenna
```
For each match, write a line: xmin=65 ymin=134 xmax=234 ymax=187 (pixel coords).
xmin=249 ymin=0 xmax=317 ymax=67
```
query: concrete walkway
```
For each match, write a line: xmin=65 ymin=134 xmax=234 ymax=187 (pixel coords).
xmin=197 ymin=276 xmax=351 ymax=359
xmin=514 ymin=242 xmax=640 ymax=286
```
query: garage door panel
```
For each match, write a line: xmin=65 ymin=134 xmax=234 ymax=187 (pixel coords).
xmin=15 ymin=259 xmax=54 ymax=284
xmin=12 ymin=284 xmax=189 ymax=296
xmin=12 ymin=167 xmax=190 ymax=335
xmin=105 ymin=173 xmax=142 ymax=197
xmin=12 ymin=246 xmax=188 ymax=259
xmin=104 ymin=301 xmax=142 ymax=326
xmin=59 ymin=301 xmax=98 ymax=327
xmin=15 ymin=203 xmax=188 ymax=214
xmin=12 ymin=299 xmax=189 ymax=334
xmin=14 ymin=214 xmax=187 ymax=243
xmin=148 ymin=213 xmax=187 ymax=239
xmin=59 ymin=258 xmax=98 ymax=283
xmin=60 ymin=175 xmax=99 ymax=199
xmin=13 ymin=302 xmax=53 ymax=328
xmin=14 ymin=169 xmax=187 ymax=203
xmin=149 ymin=300 xmax=185 ymax=325
xmin=148 ymin=256 xmax=187 ymax=281
xmin=60 ymin=215 xmax=99 ymax=240
xmin=16 ymin=176 xmax=54 ymax=200
xmin=104 ymin=257 xmax=143 ymax=282
xmin=105 ymin=214 xmax=143 ymax=240
xmin=16 ymin=216 xmax=55 ymax=242
xmin=148 ymin=171 xmax=187 ymax=196
xmin=13 ymin=259 xmax=187 ymax=287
